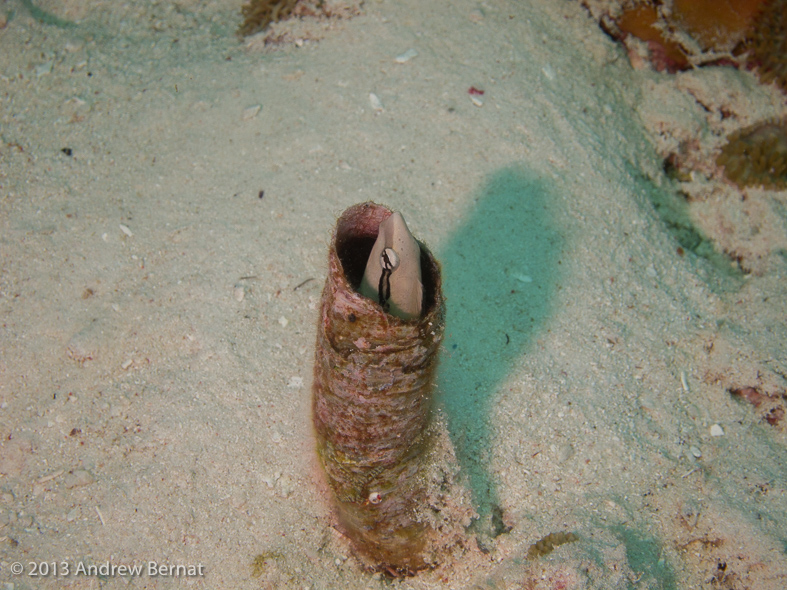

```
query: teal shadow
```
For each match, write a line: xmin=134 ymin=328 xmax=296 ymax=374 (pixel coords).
xmin=436 ymin=166 xmax=563 ymax=541
xmin=613 ymin=526 xmax=677 ymax=590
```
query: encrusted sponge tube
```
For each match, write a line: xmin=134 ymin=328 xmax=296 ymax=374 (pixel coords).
xmin=312 ymin=202 xmax=445 ymax=573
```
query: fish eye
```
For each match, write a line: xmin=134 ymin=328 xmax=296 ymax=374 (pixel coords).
xmin=381 ymin=247 xmax=400 ymax=271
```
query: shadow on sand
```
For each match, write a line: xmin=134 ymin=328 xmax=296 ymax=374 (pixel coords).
xmin=437 ymin=165 xmax=564 ymax=544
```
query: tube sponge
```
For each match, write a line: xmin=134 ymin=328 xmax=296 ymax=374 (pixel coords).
xmin=312 ymin=202 xmax=445 ymax=573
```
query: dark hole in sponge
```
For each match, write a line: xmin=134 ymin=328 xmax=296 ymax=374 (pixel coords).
xmin=336 ymin=236 xmax=439 ymax=317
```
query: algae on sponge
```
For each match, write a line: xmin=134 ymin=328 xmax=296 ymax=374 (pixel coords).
xmin=716 ymin=119 xmax=787 ymax=189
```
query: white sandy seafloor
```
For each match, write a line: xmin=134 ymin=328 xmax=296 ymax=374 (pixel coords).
xmin=1 ymin=0 xmax=787 ymax=588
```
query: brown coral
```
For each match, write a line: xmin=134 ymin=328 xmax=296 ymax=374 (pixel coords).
xmin=671 ymin=0 xmax=766 ymax=52
xmin=613 ymin=3 xmax=690 ymax=72
xmin=527 ymin=531 xmax=579 ymax=559
xmin=746 ymin=0 xmax=787 ymax=92
xmin=596 ymin=0 xmax=787 ymax=79
xmin=238 ymin=0 xmax=298 ymax=37
xmin=716 ymin=119 xmax=787 ymax=189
